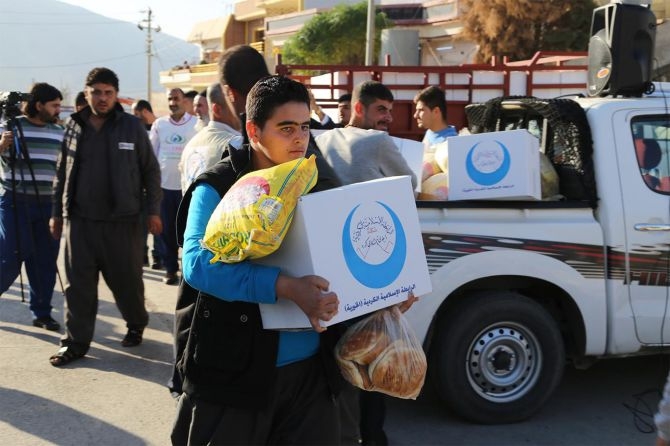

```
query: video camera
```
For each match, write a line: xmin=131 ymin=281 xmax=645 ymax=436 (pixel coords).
xmin=0 ymin=91 xmax=31 ymax=122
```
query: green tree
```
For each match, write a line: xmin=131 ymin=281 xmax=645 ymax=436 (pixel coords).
xmin=282 ymin=2 xmax=392 ymax=65
xmin=460 ymin=0 xmax=596 ymax=62
xmin=542 ymin=1 xmax=597 ymax=52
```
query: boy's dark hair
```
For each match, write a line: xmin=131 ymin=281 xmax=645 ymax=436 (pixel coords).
xmin=184 ymin=90 xmax=198 ymax=100
xmin=338 ymin=93 xmax=352 ymax=103
xmin=24 ymin=83 xmax=63 ymax=118
xmin=74 ymin=91 xmax=87 ymax=108
xmin=134 ymin=99 xmax=153 ymax=113
xmin=85 ymin=67 xmax=119 ymax=91
xmin=352 ymin=81 xmax=393 ymax=108
xmin=414 ymin=85 xmax=447 ymax=121
xmin=246 ymin=76 xmax=309 ymax=129
xmin=219 ymin=45 xmax=270 ymax=97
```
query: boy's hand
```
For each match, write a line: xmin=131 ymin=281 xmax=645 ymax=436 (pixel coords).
xmin=276 ymin=274 xmax=339 ymax=333
xmin=397 ymin=291 xmax=419 ymax=313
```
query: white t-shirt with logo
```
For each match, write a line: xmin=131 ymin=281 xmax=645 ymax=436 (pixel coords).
xmin=150 ymin=113 xmax=197 ymax=190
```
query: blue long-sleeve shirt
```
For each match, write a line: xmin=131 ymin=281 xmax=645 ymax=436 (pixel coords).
xmin=182 ymin=183 xmax=319 ymax=366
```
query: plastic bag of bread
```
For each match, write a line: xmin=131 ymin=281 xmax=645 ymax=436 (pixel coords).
xmin=335 ymin=306 xmax=427 ymax=399
xmin=433 ymin=141 xmax=449 ymax=173
xmin=418 ymin=172 xmax=448 ymax=200
xmin=202 ymin=154 xmax=318 ymax=263
xmin=422 ymin=149 xmax=442 ymax=182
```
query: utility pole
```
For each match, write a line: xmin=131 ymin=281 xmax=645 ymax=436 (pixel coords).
xmin=365 ymin=0 xmax=375 ymax=65
xmin=138 ymin=8 xmax=161 ymax=101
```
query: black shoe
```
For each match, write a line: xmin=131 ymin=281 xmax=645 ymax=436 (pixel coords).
xmin=33 ymin=316 xmax=60 ymax=331
xmin=164 ymin=272 xmax=179 ymax=285
xmin=121 ymin=329 xmax=144 ymax=347
xmin=151 ymin=260 xmax=164 ymax=270
xmin=49 ymin=346 xmax=84 ymax=367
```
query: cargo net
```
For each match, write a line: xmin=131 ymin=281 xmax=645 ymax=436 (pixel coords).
xmin=465 ymin=96 xmax=597 ymax=207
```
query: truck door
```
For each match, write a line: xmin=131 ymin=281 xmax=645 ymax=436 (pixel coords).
xmin=616 ymin=112 xmax=670 ymax=344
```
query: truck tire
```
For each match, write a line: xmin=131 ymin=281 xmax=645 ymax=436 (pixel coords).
xmin=431 ymin=291 xmax=565 ymax=424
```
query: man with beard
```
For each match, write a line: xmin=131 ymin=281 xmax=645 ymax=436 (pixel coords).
xmin=192 ymin=90 xmax=209 ymax=132
xmin=0 ymin=83 xmax=64 ymax=331
xmin=150 ymin=88 xmax=197 ymax=285
xmin=315 ymin=80 xmax=417 ymax=189
xmin=131 ymin=99 xmax=157 ymax=132
xmin=48 ymin=67 xmax=162 ymax=366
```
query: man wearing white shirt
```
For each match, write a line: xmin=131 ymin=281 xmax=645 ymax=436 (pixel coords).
xmin=179 ymin=83 xmax=242 ymax=194
xmin=150 ymin=88 xmax=197 ymax=285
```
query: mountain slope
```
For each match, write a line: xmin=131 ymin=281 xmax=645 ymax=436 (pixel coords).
xmin=0 ymin=0 xmax=199 ymax=102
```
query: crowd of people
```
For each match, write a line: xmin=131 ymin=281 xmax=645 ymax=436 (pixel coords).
xmin=14 ymin=43 xmax=662 ymax=446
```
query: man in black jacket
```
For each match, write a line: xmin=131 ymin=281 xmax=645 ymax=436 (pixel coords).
xmin=48 ymin=67 xmax=163 ymax=366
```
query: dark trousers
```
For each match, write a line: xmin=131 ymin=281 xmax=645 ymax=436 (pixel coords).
xmin=61 ymin=217 xmax=148 ymax=353
xmin=360 ymin=392 xmax=387 ymax=445
xmin=160 ymin=188 xmax=182 ymax=274
xmin=0 ymin=195 xmax=59 ymax=318
xmin=171 ymin=356 xmax=340 ymax=445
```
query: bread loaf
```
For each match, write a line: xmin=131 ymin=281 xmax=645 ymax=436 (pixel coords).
xmin=368 ymin=340 xmax=427 ymax=399
xmin=338 ymin=329 xmax=391 ymax=365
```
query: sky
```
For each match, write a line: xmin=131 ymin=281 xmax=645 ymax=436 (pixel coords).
xmin=57 ymin=0 xmax=234 ymax=40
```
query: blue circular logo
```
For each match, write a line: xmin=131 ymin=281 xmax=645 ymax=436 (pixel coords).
xmin=465 ymin=140 xmax=511 ymax=186
xmin=341 ymin=201 xmax=407 ymax=288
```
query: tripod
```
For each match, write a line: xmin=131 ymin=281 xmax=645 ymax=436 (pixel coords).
xmin=1 ymin=112 xmax=64 ymax=304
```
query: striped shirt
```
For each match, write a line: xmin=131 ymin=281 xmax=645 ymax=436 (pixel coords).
xmin=0 ymin=117 xmax=64 ymax=197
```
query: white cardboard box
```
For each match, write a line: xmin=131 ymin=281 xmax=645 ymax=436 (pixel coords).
xmin=256 ymin=176 xmax=432 ymax=330
xmin=447 ymin=129 xmax=541 ymax=201
xmin=392 ymin=136 xmax=424 ymax=193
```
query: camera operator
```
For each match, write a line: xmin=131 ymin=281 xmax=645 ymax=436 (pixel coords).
xmin=0 ymin=83 xmax=64 ymax=331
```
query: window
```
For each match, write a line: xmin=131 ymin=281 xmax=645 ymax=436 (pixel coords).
xmin=631 ymin=116 xmax=670 ymax=193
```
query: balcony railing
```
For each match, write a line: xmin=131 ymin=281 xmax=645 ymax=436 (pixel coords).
xmin=250 ymin=41 xmax=265 ymax=53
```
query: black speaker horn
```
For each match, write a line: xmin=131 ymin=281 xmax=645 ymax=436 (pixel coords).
xmin=587 ymin=2 xmax=656 ymax=97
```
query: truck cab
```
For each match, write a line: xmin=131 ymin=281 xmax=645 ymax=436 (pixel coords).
xmin=410 ymin=90 xmax=670 ymax=424
xmin=581 ymin=93 xmax=670 ymax=348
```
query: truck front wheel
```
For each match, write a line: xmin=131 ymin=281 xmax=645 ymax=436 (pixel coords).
xmin=431 ymin=291 xmax=565 ymax=423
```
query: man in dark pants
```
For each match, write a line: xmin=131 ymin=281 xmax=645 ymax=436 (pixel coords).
xmin=48 ymin=67 xmax=163 ymax=366
xmin=150 ymin=88 xmax=197 ymax=285
xmin=0 ymin=83 xmax=64 ymax=331
xmin=132 ymin=99 xmax=163 ymax=269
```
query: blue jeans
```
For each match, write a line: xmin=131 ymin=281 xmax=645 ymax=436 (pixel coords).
xmin=0 ymin=194 xmax=60 ymax=318
xmin=160 ymin=188 xmax=182 ymax=274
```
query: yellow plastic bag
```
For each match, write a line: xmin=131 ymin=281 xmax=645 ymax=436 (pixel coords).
xmin=202 ymin=155 xmax=318 ymax=263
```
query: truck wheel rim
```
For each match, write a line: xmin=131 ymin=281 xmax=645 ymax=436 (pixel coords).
xmin=465 ymin=322 xmax=542 ymax=403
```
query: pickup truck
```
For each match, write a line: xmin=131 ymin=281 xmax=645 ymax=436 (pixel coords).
xmin=408 ymin=88 xmax=670 ymax=424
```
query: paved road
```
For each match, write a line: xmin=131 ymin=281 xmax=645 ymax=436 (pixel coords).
xmin=0 ymin=264 xmax=176 ymax=446
xmin=0 ymin=260 xmax=667 ymax=445
xmin=384 ymin=354 xmax=667 ymax=445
